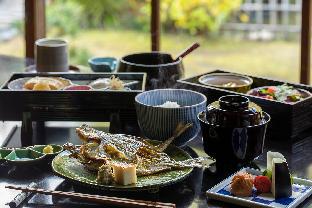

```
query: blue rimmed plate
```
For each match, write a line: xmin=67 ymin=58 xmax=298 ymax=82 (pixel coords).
xmin=206 ymin=168 xmax=312 ymax=208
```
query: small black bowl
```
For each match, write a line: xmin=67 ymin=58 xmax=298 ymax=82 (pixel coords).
xmin=198 ymin=111 xmax=270 ymax=166
xmin=117 ymin=52 xmax=184 ymax=90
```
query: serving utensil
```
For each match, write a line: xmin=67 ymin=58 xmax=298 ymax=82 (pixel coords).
xmin=6 ymin=185 xmax=176 ymax=208
xmin=174 ymin=42 xmax=200 ymax=62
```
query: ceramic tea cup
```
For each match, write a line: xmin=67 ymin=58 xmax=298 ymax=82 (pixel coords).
xmin=35 ymin=38 xmax=69 ymax=72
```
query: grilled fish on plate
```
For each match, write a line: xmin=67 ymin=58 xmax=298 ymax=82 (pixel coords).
xmin=64 ymin=124 xmax=209 ymax=177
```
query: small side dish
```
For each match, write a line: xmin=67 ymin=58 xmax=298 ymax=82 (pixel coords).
xmin=230 ymin=151 xmax=292 ymax=199
xmin=230 ymin=173 xmax=254 ymax=197
xmin=30 ymin=144 xmax=63 ymax=161
xmin=247 ymin=84 xmax=311 ymax=102
xmin=64 ymin=85 xmax=92 ymax=91
xmin=89 ymin=75 xmax=128 ymax=90
xmin=23 ymin=77 xmax=71 ymax=90
xmin=198 ymin=73 xmax=253 ymax=93
xmin=4 ymin=149 xmax=45 ymax=166
xmin=207 ymin=165 xmax=312 ymax=208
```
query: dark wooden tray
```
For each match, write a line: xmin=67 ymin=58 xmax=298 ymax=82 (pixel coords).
xmin=178 ymin=70 xmax=312 ymax=140
xmin=0 ymin=72 xmax=146 ymax=122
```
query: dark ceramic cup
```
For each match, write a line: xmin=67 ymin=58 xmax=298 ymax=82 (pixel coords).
xmin=117 ymin=52 xmax=184 ymax=90
xmin=35 ymin=38 xmax=69 ymax=72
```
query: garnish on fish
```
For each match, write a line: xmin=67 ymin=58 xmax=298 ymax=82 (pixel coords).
xmin=64 ymin=124 xmax=209 ymax=185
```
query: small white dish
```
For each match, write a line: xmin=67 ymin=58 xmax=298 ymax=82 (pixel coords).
xmin=206 ymin=168 xmax=312 ymax=208
xmin=7 ymin=77 xmax=31 ymax=90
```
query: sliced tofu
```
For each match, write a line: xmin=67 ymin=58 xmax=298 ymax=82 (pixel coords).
xmin=112 ymin=163 xmax=137 ymax=185
xmin=272 ymin=158 xmax=292 ymax=198
xmin=267 ymin=151 xmax=285 ymax=171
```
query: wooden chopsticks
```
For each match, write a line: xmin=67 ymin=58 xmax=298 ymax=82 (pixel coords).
xmin=5 ymin=185 xmax=176 ymax=208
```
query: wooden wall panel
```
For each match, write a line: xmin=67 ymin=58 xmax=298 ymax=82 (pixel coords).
xmin=300 ymin=0 xmax=311 ymax=84
xmin=25 ymin=0 xmax=46 ymax=60
xmin=151 ymin=0 xmax=160 ymax=51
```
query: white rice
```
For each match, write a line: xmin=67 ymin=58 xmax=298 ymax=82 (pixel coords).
xmin=157 ymin=101 xmax=180 ymax=108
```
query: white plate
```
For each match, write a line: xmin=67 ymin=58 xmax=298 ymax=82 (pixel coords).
xmin=7 ymin=77 xmax=73 ymax=90
xmin=7 ymin=77 xmax=31 ymax=90
xmin=206 ymin=168 xmax=312 ymax=208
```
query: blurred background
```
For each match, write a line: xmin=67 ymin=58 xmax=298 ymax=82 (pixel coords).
xmin=0 ymin=0 xmax=307 ymax=85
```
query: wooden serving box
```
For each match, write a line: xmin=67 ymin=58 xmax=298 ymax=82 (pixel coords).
xmin=0 ymin=72 xmax=146 ymax=144
xmin=0 ymin=72 xmax=146 ymax=121
xmin=178 ymin=70 xmax=312 ymax=141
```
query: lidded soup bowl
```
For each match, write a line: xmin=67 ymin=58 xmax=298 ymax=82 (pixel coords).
xmin=198 ymin=95 xmax=270 ymax=165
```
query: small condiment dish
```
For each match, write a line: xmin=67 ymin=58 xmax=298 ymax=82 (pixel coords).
xmin=0 ymin=148 xmax=13 ymax=163
xmin=198 ymin=73 xmax=253 ymax=93
xmin=88 ymin=57 xmax=117 ymax=72
xmin=4 ymin=149 xmax=46 ymax=166
xmin=30 ymin=144 xmax=63 ymax=160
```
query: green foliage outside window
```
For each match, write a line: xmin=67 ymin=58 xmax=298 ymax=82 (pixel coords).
xmin=47 ymin=0 xmax=242 ymax=35
xmin=160 ymin=0 xmax=242 ymax=34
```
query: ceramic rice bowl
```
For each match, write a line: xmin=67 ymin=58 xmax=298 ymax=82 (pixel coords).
xmin=135 ymin=89 xmax=207 ymax=146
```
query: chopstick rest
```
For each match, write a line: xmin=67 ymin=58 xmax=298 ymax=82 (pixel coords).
xmin=7 ymin=182 xmax=38 ymax=208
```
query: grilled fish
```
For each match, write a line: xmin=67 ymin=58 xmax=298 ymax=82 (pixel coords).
xmin=64 ymin=124 xmax=208 ymax=177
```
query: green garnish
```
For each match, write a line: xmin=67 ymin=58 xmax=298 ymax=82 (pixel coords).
xmin=256 ymin=84 xmax=303 ymax=102
xmin=288 ymin=94 xmax=301 ymax=102
xmin=259 ymin=89 xmax=268 ymax=94
xmin=263 ymin=169 xmax=294 ymax=184
xmin=290 ymin=174 xmax=294 ymax=185
xmin=263 ymin=169 xmax=272 ymax=179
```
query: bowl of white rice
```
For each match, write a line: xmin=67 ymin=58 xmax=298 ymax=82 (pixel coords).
xmin=135 ymin=89 xmax=207 ymax=146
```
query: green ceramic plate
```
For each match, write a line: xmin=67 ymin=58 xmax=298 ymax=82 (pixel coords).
xmin=4 ymin=149 xmax=46 ymax=166
xmin=52 ymin=141 xmax=193 ymax=191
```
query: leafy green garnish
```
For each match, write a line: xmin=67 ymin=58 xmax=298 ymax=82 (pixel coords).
xmin=263 ymin=169 xmax=294 ymax=185
xmin=263 ymin=169 xmax=272 ymax=179
xmin=290 ymin=174 xmax=294 ymax=185
xmin=288 ymin=95 xmax=301 ymax=102
xmin=259 ymin=89 xmax=268 ymax=94
xmin=0 ymin=153 xmax=2 ymax=159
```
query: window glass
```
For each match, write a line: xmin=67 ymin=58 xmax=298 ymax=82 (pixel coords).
xmin=0 ymin=0 xmax=25 ymax=84
xmin=46 ymin=0 xmax=303 ymax=83
xmin=161 ymin=0 xmax=301 ymax=83
xmin=46 ymin=0 xmax=150 ymax=72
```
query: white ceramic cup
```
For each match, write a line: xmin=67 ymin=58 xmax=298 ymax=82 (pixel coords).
xmin=35 ymin=38 xmax=69 ymax=72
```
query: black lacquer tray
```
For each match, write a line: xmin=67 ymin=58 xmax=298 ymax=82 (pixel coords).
xmin=0 ymin=72 xmax=146 ymax=144
xmin=178 ymin=70 xmax=312 ymax=140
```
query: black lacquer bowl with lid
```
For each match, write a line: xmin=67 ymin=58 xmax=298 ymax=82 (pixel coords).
xmin=198 ymin=95 xmax=270 ymax=166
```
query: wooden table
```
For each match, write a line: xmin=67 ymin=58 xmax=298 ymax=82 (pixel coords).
xmin=0 ymin=56 xmax=311 ymax=207
xmin=0 ymin=122 xmax=312 ymax=208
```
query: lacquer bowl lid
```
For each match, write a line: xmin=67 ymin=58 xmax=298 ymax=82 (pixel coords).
xmin=206 ymin=95 xmax=263 ymax=127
